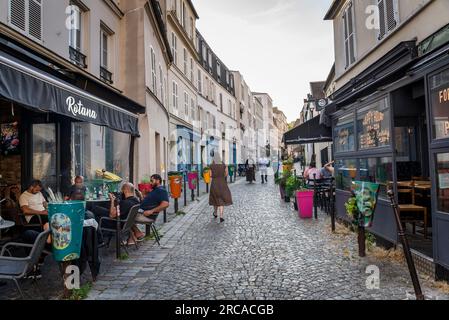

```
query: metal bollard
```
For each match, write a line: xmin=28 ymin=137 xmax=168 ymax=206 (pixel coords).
xmin=183 ymin=172 xmax=187 ymax=207
xmin=163 ymin=179 xmax=167 ymax=223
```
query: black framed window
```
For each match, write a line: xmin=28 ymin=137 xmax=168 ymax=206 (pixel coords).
xmin=436 ymin=153 xmax=449 ymax=214
xmin=430 ymin=68 xmax=449 ymax=140
xmin=335 ymin=158 xmax=357 ymax=191
xmin=334 ymin=113 xmax=355 ymax=153
xmin=359 ymin=157 xmax=393 ymax=199
xmin=357 ymin=97 xmax=390 ymax=150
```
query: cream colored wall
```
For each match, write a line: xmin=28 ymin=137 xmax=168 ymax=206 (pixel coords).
xmin=333 ymin=0 xmax=447 ymax=90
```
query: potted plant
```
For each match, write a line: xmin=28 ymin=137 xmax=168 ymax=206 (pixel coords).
xmin=282 ymin=158 xmax=294 ymax=172
xmin=278 ymin=171 xmax=292 ymax=202
xmin=294 ymin=178 xmax=314 ymax=219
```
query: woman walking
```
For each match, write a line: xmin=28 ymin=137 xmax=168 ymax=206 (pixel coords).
xmin=209 ymin=154 xmax=233 ymax=223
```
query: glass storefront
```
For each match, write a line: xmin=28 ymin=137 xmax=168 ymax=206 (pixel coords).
xmin=430 ymin=68 xmax=449 ymax=140
xmin=357 ymin=98 xmax=390 ymax=150
xmin=334 ymin=113 xmax=354 ymax=153
xmin=72 ymin=123 xmax=131 ymax=182
xmin=335 ymin=159 xmax=357 ymax=191
xmin=32 ymin=124 xmax=57 ymax=190
xmin=436 ymin=153 xmax=449 ymax=214
xmin=359 ymin=157 xmax=393 ymax=198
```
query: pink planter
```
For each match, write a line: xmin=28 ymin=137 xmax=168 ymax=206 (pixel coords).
xmin=296 ymin=190 xmax=314 ymax=219
xmin=187 ymin=172 xmax=198 ymax=190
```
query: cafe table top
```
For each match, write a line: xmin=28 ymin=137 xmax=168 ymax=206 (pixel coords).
xmin=0 ymin=219 xmax=15 ymax=230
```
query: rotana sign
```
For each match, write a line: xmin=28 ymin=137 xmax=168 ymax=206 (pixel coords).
xmin=66 ymin=96 xmax=97 ymax=119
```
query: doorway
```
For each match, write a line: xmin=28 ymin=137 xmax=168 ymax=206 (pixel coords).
xmin=392 ymin=80 xmax=432 ymax=257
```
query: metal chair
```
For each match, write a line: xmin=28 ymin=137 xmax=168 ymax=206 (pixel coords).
xmin=135 ymin=214 xmax=161 ymax=246
xmin=99 ymin=204 xmax=140 ymax=254
xmin=0 ymin=229 xmax=51 ymax=299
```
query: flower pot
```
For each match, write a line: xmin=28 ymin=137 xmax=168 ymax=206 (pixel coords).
xmin=187 ymin=172 xmax=198 ymax=190
xmin=203 ymin=171 xmax=211 ymax=184
xmin=169 ymin=175 xmax=183 ymax=199
xmin=296 ymin=190 xmax=314 ymax=219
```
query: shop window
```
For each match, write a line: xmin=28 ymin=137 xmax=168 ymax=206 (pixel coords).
xmin=335 ymin=159 xmax=357 ymax=191
xmin=334 ymin=113 xmax=354 ymax=153
xmin=436 ymin=153 xmax=449 ymax=214
xmin=71 ymin=123 xmax=130 ymax=183
xmin=359 ymin=157 xmax=393 ymax=199
xmin=357 ymin=98 xmax=390 ymax=150
xmin=32 ymin=124 xmax=57 ymax=190
xmin=430 ymin=68 xmax=449 ymax=140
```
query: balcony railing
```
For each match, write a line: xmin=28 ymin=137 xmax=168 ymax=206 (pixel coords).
xmin=100 ymin=66 xmax=113 ymax=85
xmin=69 ymin=46 xmax=87 ymax=69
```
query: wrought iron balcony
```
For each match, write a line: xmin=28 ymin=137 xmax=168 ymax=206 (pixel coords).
xmin=100 ymin=66 xmax=113 ymax=85
xmin=69 ymin=46 xmax=87 ymax=69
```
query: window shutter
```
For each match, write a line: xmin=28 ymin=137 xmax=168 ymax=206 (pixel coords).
xmin=378 ymin=0 xmax=386 ymax=40
xmin=9 ymin=0 xmax=26 ymax=32
xmin=385 ymin=0 xmax=399 ymax=32
xmin=28 ymin=0 xmax=42 ymax=40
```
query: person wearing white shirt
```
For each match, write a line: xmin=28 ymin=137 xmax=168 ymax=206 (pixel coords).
xmin=258 ymin=157 xmax=270 ymax=184
xmin=19 ymin=180 xmax=48 ymax=226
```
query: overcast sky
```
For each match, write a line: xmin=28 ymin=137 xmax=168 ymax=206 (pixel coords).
xmin=195 ymin=0 xmax=334 ymax=123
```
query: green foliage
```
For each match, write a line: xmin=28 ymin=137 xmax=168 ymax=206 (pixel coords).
xmin=278 ymin=170 xmax=292 ymax=189
xmin=366 ymin=232 xmax=376 ymax=251
xmin=68 ymin=283 xmax=92 ymax=300
xmin=118 ymin=252 xmax=129 ymax=261
xmin=285 ymin=175 xmax=307 ymax=198
xmin=176 ymin=211 xmax=186 ymax=216
xmin=344 ymin=196 xmax=358 ymax=220
xmin=140 ymin=175 xmax=151 ymax=184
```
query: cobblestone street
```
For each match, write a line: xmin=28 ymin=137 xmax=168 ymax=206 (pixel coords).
xmin=87 ymin=178 xmax=449 ymax=300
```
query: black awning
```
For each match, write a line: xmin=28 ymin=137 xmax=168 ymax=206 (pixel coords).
xmin=283 ymin=115 xmax=332 ymax=145
xmin=0 ymin=50 xmax=139 ymax=136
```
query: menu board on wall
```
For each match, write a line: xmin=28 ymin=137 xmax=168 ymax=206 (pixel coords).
xmin=0 ymin=122 xmax=20 ymax=155
xmin=359 ymin=110 xmax=390 ymax=149
xmin=431 ymin=69 xmax=449 ymax=139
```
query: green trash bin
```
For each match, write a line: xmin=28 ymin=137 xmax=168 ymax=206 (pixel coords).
xmin=48 ymin=201 xmax=85 ymax=262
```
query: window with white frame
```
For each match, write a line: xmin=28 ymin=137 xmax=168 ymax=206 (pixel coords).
xmin=181 ymin=1 xmax=186 ymax=28
xmin=100 ymin=28 xmax=109 ymax=69
xmin=219 ymin=93 xmax=223 ymax=112
xmin=150 ymin=47 xmax=157 ymax=93
xmin=183 ymin=48 xmax=187 ymax=75
xmin=377 ymin=0 xmax=399 ymax=41
xmin=342 ymin=2 xmax=356 ymax=68
xmin=190 ymin=98 xmax=195 ymax=121
xmin=228 ymin=100 xmax=232 ymax=116
xmin=171 ymin=32 xmax=178 ymax=65
xmin=208 ymin=51 xmax=212 ymax=70
xmin=190 ymin=58 xmax=194 ymax=83
xmin=184 ymin=92 xmax=189 ymax=119
xmin=172 ymin=81 xmax=178 ymax=110
xmin=68 ymin=3 xmax=82 ymax=50
xmin=8 ymin=0 xmax=43 ymax=41
xmin=198 ymin=69 xmax=202 ymax=94
xmin=159 ymin=65 xmax=164 ymax=103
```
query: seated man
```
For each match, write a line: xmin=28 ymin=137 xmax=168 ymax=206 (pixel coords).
xmin=93 ymin=182 xmax=141 ymax=244
xmin=65 ymin=176 xmax=86 ymax=201
xmin=19 ymin=180 xmax=48 ymax=228
xmin=136 ymin=174 xmax=169 ymax=223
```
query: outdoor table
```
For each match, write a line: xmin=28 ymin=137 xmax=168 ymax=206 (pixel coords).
xmin=86 ymin=199 xmax=110 ymax=212
xmin=0 ymin=219 xmax=15 ymax=241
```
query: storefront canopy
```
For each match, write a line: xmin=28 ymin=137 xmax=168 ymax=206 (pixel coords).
xmin=283 ymin=115 xmax=332 ymax=145
xmin=0 ymin=50 xmax=140 ymax=136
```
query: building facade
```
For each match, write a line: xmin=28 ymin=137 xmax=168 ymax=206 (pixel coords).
xmin=324 ymin=0 xmax=449 ymax=279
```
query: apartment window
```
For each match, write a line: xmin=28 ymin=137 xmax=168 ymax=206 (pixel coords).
xmin=171 ymin=33 xmax=178 ymax=65
xmin=377 ymin=0 xmax=399 ymax=41
xmin=100 ymin=26 xmax=113 ymax=84
xmin=181 ymin=1 xmax=186 ymax=28
xmin=150 ymin=47 xmax=157 ymax=93
xmin=343 ymin=2 xmax=356 ymax=68
xmin=212 ymin=115 xmax=216 ymax=130
xmin=183 ymin=48 xmax=187 ymax=75
xmin=208 ymin=51 xmax=212 ymax=70
xmin=68 ymin=4 xmax=81 ymax=50
xmin=159 ymin=65 xmax=164 ymax=103
xmin=202 ymin=43 xmax=207 ymax=61
xmin=8 ymin=0 xmax=43 ymax=41
xmin=217 ymin=61 xmax=221 ymax=80
xmin=190 ymin=98 xmax=195 ymax=121
xmin=197 ymin=69 xmax=202 ymax=94
xmin=219 ymin=93 xmax=223 ymax=112
xmin=172 ymin=81 xmax=178 ymax=110
xmin=184 ymin=92 xmax=189 ymax=119
xmin=190 ymin=58 xmax=194 ymax=83
xmin=228 ymin=100 xmax=232 ymax=116
xmin=190 ymin=17 xmax=194 ymax=39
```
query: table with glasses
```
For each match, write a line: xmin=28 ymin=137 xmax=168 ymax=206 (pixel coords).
xmin=0 ymin=219 xmax=15 ymax=241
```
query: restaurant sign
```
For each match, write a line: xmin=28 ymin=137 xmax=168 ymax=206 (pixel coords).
xmin=66 ymin=96 xmax=98 ymax=120
xmin=431 ymin=70 xmax=449 ymax=139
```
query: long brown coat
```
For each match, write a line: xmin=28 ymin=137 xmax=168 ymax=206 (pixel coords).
xmin=209 ymin=164 xmax=233 ymax=207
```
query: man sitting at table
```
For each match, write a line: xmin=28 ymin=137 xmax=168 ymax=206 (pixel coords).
xmin=65 ymin=176 xmax=86 ymax=201
xmin=93 ymin=182 xmax=142 ymax=244
xmin=136 ymin=174 xmax=169 ymax=224
xmin=19 ymin=180 xmax=48 ymax=228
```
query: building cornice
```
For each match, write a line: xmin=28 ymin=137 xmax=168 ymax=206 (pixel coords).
xmin=145 ymin=0 xmax=173 ymax=65
xmin=102 ymin=0 xmax=124 ymax=18
xmin=324 ymin=0 xmax=345 ymax=20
